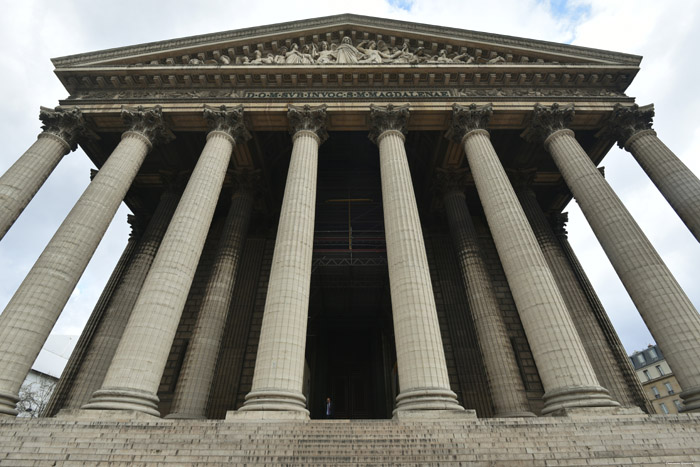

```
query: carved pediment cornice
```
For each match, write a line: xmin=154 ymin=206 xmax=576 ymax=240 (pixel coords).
xmin=56 ymin=62 xmax=638 ymax=100
xmin=52 ymin=14 xmax=641 ymax=69
xmin=53 ymin=15 xmax=641 ymax=99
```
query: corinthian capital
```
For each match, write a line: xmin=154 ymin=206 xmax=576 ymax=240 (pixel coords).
xmin=434 ymin=167 xmax=469 ymax=197
xmin=232 ymin=169 xmax=263 ymax=195
xmin=39 ymin=106 xmax=90 ymax=151
xmin=288 ymin=104 xmax=328 ymax=143
xmin=548 ymin=211 xmax=569 ymax=238
xmin=448 ymin=103 xmax=493 ymax=142
xmin=523 ymin=103 xmax=574 ymax=143
xmin=368 ymin=104 xmax=410 ymax=144
xmin=606 ymin=103 xmax=655 ymax=148
xmin=121 ymin=105 xmax=174 ymax=146
xmin=204 ymin=104 xmax=251 ymax=143
xmin=507 ymin=168 xmax=537 ymax=192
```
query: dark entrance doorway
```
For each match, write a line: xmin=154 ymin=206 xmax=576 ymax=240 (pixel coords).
xmin=309 ymin=322 xmax=394 ymax=419
xmin=305 ymin=131 xmax=396 ymax=419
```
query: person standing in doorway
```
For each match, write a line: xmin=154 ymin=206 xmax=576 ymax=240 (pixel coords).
xmin=324 ymin=397 xmax=333 ymax=419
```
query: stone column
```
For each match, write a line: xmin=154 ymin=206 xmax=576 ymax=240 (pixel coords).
xmin=607 ymin=104 xmax=700 ymax=242
xmin=436 ymin=168 xmax=534 ymax=417
xmin=0 ymin=106 xmax=89 ymax=240
xmin=84 ymin=105 xmax=249 ymax=416
xmin=62 ymin=187 xmax=181 ymax=409
xmin=528 ymin=103 xmax=700 ymax=412
xmin=167 ymin=172 xmax=256 ymax=419
xmin=451 ymin=103 xmax=618 ymax=415
xmin=0 ymin=106 xmax=171 ymax=417
xmin=551 ymin=213 xmax=650 ymax=411
xmin=513 ymin=173 xmax=627 ymax=407
xmin=237 ymin=105 xmax=326 ymax=419
xmin=45 ymin=214 xmax=141 ymax=417
xmin=369 ymin=104 xmax=464 ymax=417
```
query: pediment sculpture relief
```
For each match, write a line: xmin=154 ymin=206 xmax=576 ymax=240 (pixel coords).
xmin=171 ymin=35 xmax=515 ymax=67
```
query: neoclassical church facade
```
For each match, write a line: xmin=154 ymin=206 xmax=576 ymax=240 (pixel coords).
xmin=1 ymin=15 xmax=699 ymax=431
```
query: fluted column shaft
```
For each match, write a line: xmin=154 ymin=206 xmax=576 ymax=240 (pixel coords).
xmin=555 ymin=218 xmax=649 ymax=411
xmin=0 ymin=107 xmax=86 ymax=240
xmin=240 ymin=130 xmax=320 ymax=416
xmin=624 ymin=130 xmax=700 ymax=241
xmin=517 ymin=187 xmax=627 ymax=406
xmin=375 ymin=130 xmax=462 ymax=415
xmin=44 ymin=219 xmax=140 ymax=417
xmin=0 ymin=135 xmax=69 ymax=239
xmin=443 ymin=188 xmax=533 ymax=417
xmin=0 ymin=112 xmax=164 ymax=416
xmin=63 ymin=191 xmax=179 ymax=409
xmin=544 ymin=127 xmax=700 ymax=411
xmin=168 ymin=186 xmax=254 ymax=419
xmin=460 ymin=127 xmax=616 ymax=414
xmin=84 ymin=127 xmax=239 ymax=416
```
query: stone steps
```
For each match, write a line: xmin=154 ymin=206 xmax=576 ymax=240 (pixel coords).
xmin=1 ymin=414 xmax=699 ymax=465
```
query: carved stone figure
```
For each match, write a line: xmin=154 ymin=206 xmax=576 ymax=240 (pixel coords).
xmin=336 ymin=36 xmax=361 ymax=64
xmin=274 ymin=47 xmax=287 ymax=64
xmin=250 ymin=50 xmax=264 ymax=65
xmin=313 ymin=41 xmax=336 ymax=64
xmin=285 ymin=43 xmax=305 ymax=64
xmin=389 ymin=40 xmax=415 ymax=63
xmin=357 ymin=40 xmax=390 ymax=63
xmin=300 ymin=45 xmax=314 ymax=64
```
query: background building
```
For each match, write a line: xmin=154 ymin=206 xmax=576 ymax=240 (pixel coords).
xmin=630 ymin=344 xmax=684 ymax=414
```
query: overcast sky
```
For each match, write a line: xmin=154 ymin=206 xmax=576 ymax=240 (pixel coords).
xmin=1 ymin=0 xmax=698 ymax=368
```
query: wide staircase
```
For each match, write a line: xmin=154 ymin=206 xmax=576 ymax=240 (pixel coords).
xmin=1 ymin=413 xmax=699 ymax=465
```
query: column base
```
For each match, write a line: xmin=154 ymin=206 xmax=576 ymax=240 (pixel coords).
xmin=81 ymin=388 xmax=161 ymax=417
xmin=237 ymin=389 xmax=310 ymax=417
xmin=680 ymin=386 xmax=700 ymax=412
xmin=541 ymin=385 xmax=620 ymax=415
xmin=0 ymin=390 xmax=19 ymax=417
xmin=393 ymin=387 xmax=465 ymax=415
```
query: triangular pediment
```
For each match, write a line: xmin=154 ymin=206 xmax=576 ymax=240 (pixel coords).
xmin=52 ymin=14 xmax=641 ymax=102
xmin=53 ymin=14 xmax=640 ymax=68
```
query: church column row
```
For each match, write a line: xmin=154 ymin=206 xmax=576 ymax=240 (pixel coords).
xmin=83 ymin=105 xmax=250 ymax=415
xmin=528 ymin=103 xmax=700 ymax=412
xmin=451 ymin=104 xmax=618 ymax=414
xmin=0 ymin=106 xmax=172 ymax=416
xmin=0 ymin=102 xmax=699 ymax=417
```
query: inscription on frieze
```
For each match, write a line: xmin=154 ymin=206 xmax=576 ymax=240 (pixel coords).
xmin=243 ymin=90 xmax=454 ymax=99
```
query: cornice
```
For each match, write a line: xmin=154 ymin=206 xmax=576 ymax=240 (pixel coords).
xmin=51 ymin=14 xmax=642 ymax=68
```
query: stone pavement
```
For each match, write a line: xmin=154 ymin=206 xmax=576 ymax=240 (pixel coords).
xmin=0 ymin=413 xmax=699 ymax=465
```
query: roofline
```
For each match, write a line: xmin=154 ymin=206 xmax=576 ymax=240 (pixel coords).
xmin=51 ymin=13 xmax=642 ymax=68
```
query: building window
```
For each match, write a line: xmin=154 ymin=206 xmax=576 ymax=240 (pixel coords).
xmin=664 ymin=382 xmax=674 ymax=394
xmin=647 ymin=347 xmax=658 ymax=359
xmin=673 ymin=400 xmax=683 ymax=411
xmin=659 ymin=403 xmax=669 ymax=414
xmin=643 ymin=370 xmax=651 ymax=381
xmin=656 ymin=365 xmax=665 ymax=376
xmin=635 ymin=354 xmax=646 ymax=365
xmin=651 ymin=386 xmax=660 ymax=399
